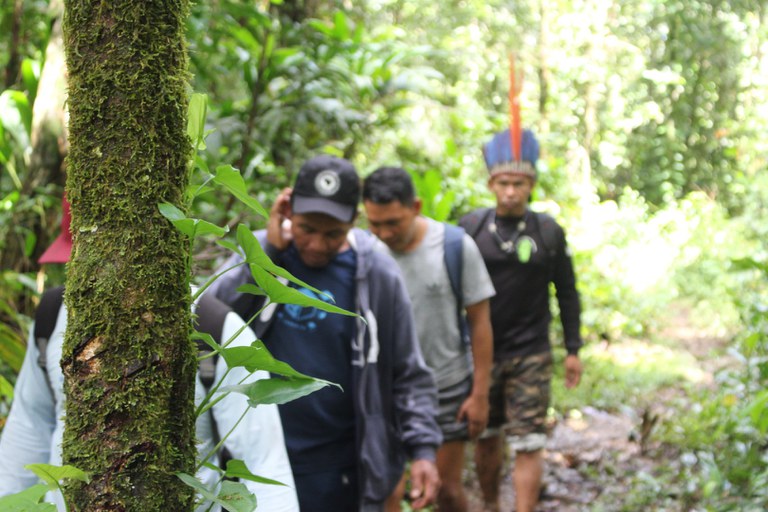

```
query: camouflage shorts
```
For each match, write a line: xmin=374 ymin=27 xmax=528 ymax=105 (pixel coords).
xmin=485 ymin=352 xmax=553 ymax=440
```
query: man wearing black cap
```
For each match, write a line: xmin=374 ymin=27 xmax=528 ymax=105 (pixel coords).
xmin=207 ymin=155 xmax=442 ymax=511
xmin=459 ymin=129 xmax=583 ymax=512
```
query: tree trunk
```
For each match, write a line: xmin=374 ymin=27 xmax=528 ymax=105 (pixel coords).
xmin=3 ymin=0 xmax=23 ymax=88
xmin=61 ymin=1 xmax=196 ymax=510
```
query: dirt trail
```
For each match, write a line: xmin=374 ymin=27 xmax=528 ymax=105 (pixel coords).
xmin=463 ymin=313 xmax=733 ymax=511
xmin=465 ymin=407 xmax=651 ymax=512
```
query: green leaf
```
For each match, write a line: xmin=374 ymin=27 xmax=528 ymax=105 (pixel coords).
xmin=187 ymin=93 xmax=208 ymax=150
xmin=746 ymin=389 xmax=768 ymax=434
xmin=26 ymin=464 xmax=90 ymax=487
xmin=217 ymin=239 xmax=243 ymax=258
xmin=221 ymin=341 xmax=336 ymax=383
xmin=224 ymin=459 xmax=287 ymax=486
xmin=333 ymin=11 xmax=350 ymax=40
xmin=0 ymin=333 xmax=25 ymax=373
xmin=0 ymin=90 xmax=31 ymax=146
xmin=192 ymin=330 xmax=221 ymax=353
xmin=216 ymin=480 xmax=258 ymax=512
xmin=250 ymin=264 xmax=355 ymax=317
xmin=177 ymin=472 xmax=219 ymax=502
xmin=433 ymin=190 xmax=456 ymax=221
xmin=177 ymin=473 xmax=257 ymax=512
xmin=223 ymin=376 xmax=331 ymax=406
xmin=21 ymin=59 xmax=40 ymax=105
xmin=236 ymin=226 xmax=348 ymax=313
xmin=235 ymin=283 xmax=266 ymax=297
xmin=0 ymin=484 xmax=56 ymax=511
xmin=0 ymin=374 xmax=14 ymax=400
xmin=213 ymin=166 xmax=268 ymax=218
xmin=24 ymin=231 xmax=37 ymax=258
xmin=159 ymin=202 xmax=229 ymax=238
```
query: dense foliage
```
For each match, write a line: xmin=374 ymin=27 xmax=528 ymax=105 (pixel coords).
xmin=1 ymin=0 xmax=767 ymax=509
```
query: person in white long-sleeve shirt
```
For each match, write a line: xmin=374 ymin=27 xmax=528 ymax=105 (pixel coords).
xmin=0 ymin=197 xmax=299 ymax=511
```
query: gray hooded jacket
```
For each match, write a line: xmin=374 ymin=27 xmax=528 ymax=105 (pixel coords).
xmin=206 ymin=228 xmax=441 ymax=507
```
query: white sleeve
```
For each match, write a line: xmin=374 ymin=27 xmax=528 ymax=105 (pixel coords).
xmin=0 ymin=324 xmax=57 ymax=495
xmin=210 ymin=313 xmax=299 ymax=512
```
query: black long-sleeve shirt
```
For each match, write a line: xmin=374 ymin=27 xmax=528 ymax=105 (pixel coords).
xmin=460 ymin=207 xmax=582 ymax=359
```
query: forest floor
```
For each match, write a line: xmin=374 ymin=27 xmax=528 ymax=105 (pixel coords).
xmin=462 ymin=311 xmax=737 ymax=512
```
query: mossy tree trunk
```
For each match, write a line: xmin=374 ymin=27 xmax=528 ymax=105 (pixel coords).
xmin=61 ymin=1 xmax=196 ymax=510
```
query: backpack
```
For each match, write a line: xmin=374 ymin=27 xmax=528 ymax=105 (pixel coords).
xmin=443 ymin=223 xmax=469 ymax=346
xmin=34 ymin=289 xmax=229 ymax=385
xmin=460 ymin=207 xmax=560 ymax=258
xmin=33 ymin=288 xmax=232 ymax=464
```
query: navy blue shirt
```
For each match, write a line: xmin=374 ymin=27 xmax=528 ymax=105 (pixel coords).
xmin=265 ymin=244 xmax=357 ymax=474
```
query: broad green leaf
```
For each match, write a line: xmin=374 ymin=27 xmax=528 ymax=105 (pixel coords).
xmin=0 ymin=90 xmax=31 ymax=147
xmin=177 ymin=474 xmax=257 ymax=512
xmin=21 ymin=59 xmax=40 ymax=105
xmin=159 ymin=202 xmax=229 ymax=238
xmin=26 ymin=464 xmax=89 ymax=487
xmin=250 ymin=265 xmax=355 ymax=316
xmin=24 ymin=231 xmax=37 ymax=258
xmin=0 ymin=484 xmax=55 ymax=511
xmin=434 ymin=190 xmax=456 ymax=221
xmin=190 ymin=219 xmax=229 ymax=238
xmin=158 ymin=202 xmax=186 ymax=222
xmin=216 ymin=480 xmax=257 ymax=512
xmin=236 ymin=226 xmax=338 ymax=305
xmin=235 ymin=283 xmax=266 ymax=297
xmin=213 ymin=166 xmax=268 ymax=218
xmin=229 ymin=26 xmax=261 ymax=53
xmin=192 ymin=330 xmax=221 ymax=353
xmin=177 ymin=472 xmax=218 ymax=502
xmin=0 ymin=374 xmax=14 ymax=400
xmin=223 ymin=376 xmax=330 ymax=406
xmin=216 ymin=239 xmax=243 ymax=258
xmin=309 ymin=20 xmax=334 ymax=36
xmin=187 ymin=93 xmax=208 ymax=150
xmin=746 ymin=389 xmax=768 ymax=434
xmin=193 ymin=155 xmax=210 ymax=175
xmin=224 ymin=459 xmax=287 ymax=486
xmin=333 ymin=11 xmax=350 ymax=40
xmin=220 ymin=342 xmax=337 ymax=383
xmin=0 ymin=333 xmax=25 ymax=373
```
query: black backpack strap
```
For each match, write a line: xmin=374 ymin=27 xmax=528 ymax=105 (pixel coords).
xmin=443 ymin=223 xmax=470 ymax=346
xmin=531 ymin=211 xmax=560 ymax=258
xmin=194 ymin=293 xmax=230 ymax=388
xmin=34 ymin=286 xmax=65 ymax=396
xmin=194 ymin=292 xmax=236 ymax=474
xmin=459 ymin=207 xmax=494 ymax=240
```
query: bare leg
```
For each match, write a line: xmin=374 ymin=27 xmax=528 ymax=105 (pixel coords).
xmin=474 ymin=435 xmax=502 ymax=512
xmin=436 ymin=440 xmax=468 ymax=512
xmin=384 ymin=473 xmax=406 ymax=512
xmin=514 ymin=449 xmax=543 ymax=512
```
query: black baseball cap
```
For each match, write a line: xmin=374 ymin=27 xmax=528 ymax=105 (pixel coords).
xmin=291 ymin=155 xmax=360 ymax=223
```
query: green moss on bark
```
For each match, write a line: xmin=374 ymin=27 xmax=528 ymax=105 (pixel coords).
xmin=61 ymin=1 xmax=196 ymax=510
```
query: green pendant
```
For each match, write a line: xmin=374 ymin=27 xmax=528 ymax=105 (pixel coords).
xmin=517 ymin=238 xmax=532 ymax=263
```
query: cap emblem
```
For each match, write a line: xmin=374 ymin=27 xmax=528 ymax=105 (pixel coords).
xmin=315 ymin=170 xmax=341 ymax=196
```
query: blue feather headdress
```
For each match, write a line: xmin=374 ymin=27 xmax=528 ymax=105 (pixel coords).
xmin=483 ymin=128 xmax=539 ymax=180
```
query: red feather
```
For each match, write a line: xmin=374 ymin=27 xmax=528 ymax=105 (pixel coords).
xmin=509 ymin=53 xmax=522 ymax=163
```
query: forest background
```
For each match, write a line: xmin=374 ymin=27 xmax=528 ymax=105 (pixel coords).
xmin=0 ymin=0 xmax=767 ymax=510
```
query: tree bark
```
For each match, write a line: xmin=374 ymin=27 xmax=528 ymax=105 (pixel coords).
xmin=4 ymin=0 xmax=23 ymax=88
xmin=61 ymin=1 xmax=196 ymax=510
